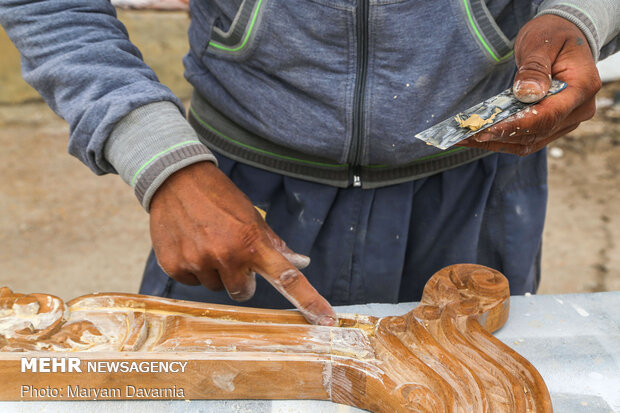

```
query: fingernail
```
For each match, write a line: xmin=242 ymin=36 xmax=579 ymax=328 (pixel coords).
xmin=228 ymin=290 xmax=254 ymax=302
xmin=319 ymin=316 xmax=336 ymax=326
xmin=293 ymin=254 xmax=311 ymax=269
xmin=475 ymin=132 xmax=495 ymax=142
xmin=513 ymin=80 xmax=545 ymax=103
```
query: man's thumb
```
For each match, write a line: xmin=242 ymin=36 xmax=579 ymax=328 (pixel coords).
xmin=513 ymin=49 xmax=552 ymax=103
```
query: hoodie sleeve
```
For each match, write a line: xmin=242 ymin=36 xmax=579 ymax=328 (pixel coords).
xmin=536 ymin=0 xmax=620 ymax=61
xmin=0 ymin=0 xmax=216 ymax=210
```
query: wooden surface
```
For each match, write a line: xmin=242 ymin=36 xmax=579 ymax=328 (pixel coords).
xmin=0 ymin=264 xmax=552 ymax=412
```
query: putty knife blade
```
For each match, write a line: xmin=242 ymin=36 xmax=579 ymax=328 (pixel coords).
xmin=414 ymin=80 xmax=567 ymax=150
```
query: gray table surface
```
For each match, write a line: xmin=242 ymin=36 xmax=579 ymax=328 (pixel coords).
xmin=2 ymin=292 xmax=619 ymax=412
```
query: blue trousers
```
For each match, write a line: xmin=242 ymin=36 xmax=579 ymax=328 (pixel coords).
xmin=140 ymin=149 xmax=547 ymax=307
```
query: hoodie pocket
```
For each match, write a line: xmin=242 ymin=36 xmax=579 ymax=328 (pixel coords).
xmin=453 ymin=0 xmax=515 ymax=64
xmin=205 ymin=0 xmax=268 ymax=60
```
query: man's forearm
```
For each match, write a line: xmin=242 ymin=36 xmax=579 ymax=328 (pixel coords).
xmin=105 ymin=102 xmax=216 ymax=210
xmin=0 ymin=0 xmax=217 ymax=210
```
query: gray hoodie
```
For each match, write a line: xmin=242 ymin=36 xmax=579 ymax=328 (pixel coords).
xmin=1 ymin=0 xmax=618 ymax=209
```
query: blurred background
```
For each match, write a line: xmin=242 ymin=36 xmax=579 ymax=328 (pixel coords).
xmin=1 ymin=6 xmax=619 ymax=301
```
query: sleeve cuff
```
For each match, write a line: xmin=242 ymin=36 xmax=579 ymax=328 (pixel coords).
xmin=104 ymin=101 xmax=217 ymax=211
xmin=536 ymin=1 xmax=620 ymax=62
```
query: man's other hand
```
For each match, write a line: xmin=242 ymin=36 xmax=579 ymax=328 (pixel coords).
xmin=459 ymin=14 xmax=601 ymax=155
xmin=149 ymin=161 xmax=337 ymax=326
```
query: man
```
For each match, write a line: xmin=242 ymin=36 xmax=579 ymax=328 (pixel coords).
xmin=1 ymin=0 xmax=618 ymax=326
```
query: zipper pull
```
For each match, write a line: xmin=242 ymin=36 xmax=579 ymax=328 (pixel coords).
xmin=353 ymin=174 xmax=362 ymax=187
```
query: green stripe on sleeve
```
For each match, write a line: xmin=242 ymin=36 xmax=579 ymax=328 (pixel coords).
xmin=131 ymin=140 xmax=202 ymax=186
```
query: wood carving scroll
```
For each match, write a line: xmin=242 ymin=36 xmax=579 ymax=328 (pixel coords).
xmin=0 ymin=264 xmax=552 ymax=412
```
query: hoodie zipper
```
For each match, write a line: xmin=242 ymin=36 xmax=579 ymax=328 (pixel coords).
xmin=348 ymin=0 xmax=369 ymax=187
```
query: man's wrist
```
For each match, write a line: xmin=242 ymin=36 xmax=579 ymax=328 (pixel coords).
xmin=104 ymin=101 xmax=217 ymax=211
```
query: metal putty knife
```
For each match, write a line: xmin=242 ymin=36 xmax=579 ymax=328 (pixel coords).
xmin=414 ymin=79 xmax=567 ymax=150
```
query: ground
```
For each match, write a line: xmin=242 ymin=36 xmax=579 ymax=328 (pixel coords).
xmin=540 ymin=84 xmax=620 ymax=294
xmin=0 ymin=11 xmax=618 ymax=301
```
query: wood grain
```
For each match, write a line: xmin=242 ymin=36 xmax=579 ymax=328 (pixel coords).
xmin=0 ymin=264 xmax=552 ymax=411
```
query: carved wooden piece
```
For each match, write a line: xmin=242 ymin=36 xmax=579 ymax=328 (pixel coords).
xmin=0 ymin=264 xmax=552 ymax=412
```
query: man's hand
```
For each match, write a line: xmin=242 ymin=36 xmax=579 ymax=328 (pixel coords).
xmin=149 ymin=161 xmax=337 ymax=326
xmin=459 ymin=15 xmax=601 ymax=155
